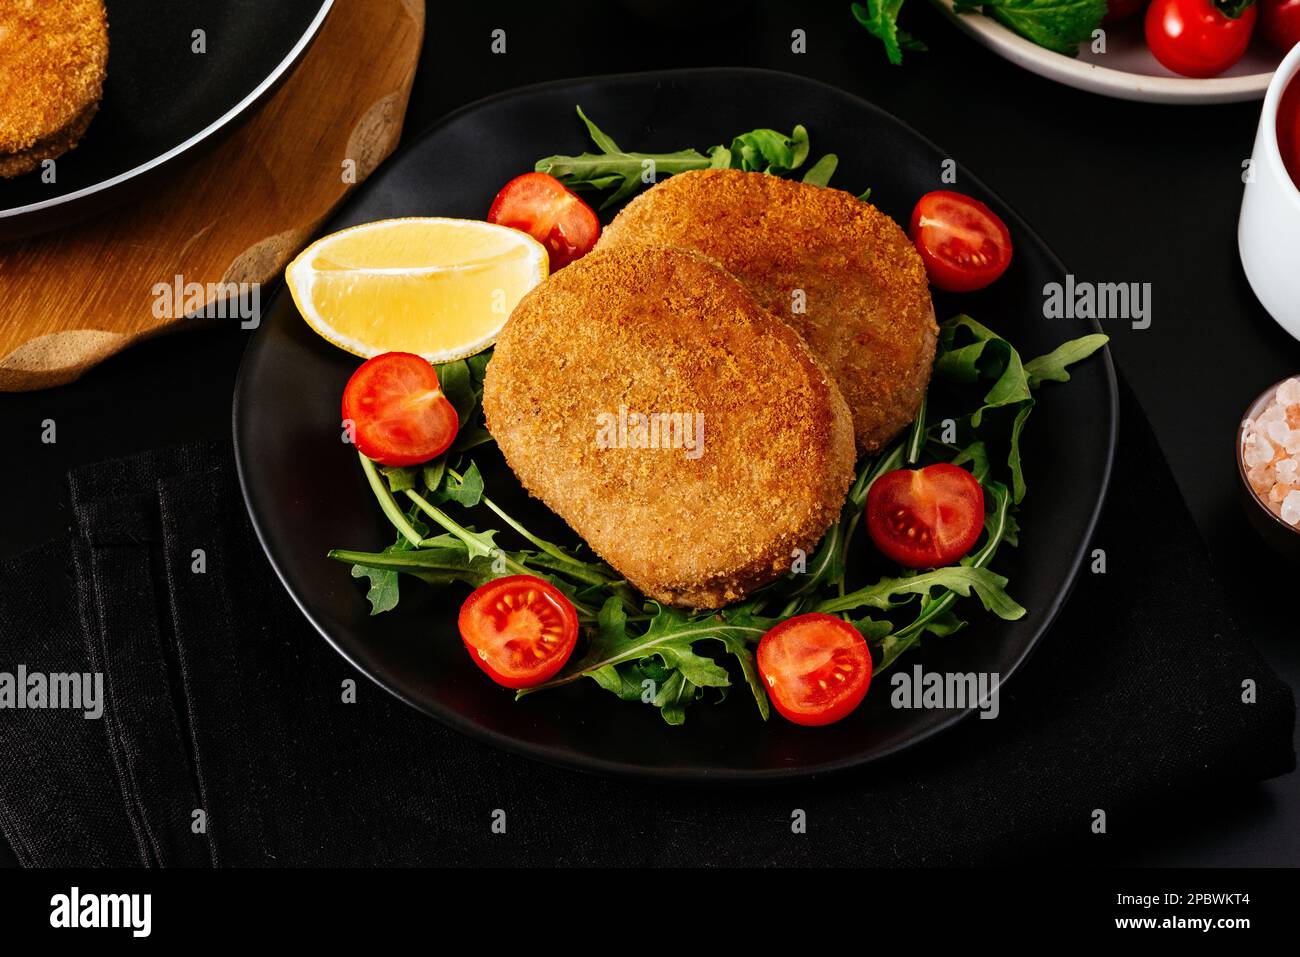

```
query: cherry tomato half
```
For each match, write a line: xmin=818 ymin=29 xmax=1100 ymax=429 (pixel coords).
xmin=487 ymin=172 xmax=601 ymax=270
xmin=458 ymin=576 xmax=579 ymax=689
xmin=1145 ymin=0 xmax=1258 ymax=79
xmin=866 ymin=463 xmax=985 ymax=569
xmin=341 ymin=352 xmax=459 ymax=467
xmin=1261 ymin=0 xmax=1300 ymax=53
xmin=757 ymin=614 xmax=873 ymax=727
xmin=908 ymin=190 xmax=1013 ymax=293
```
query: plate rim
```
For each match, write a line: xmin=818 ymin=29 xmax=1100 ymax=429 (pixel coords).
xmin=932 ymin=0 xmax=1276 ymax=104
xmin=233 ymin=66 xmax=1121 ymax=783
xmin=0 ymin=0 xmax=335 ymax=222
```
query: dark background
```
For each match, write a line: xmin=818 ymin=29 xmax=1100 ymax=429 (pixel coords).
xmin=1 ymin=0 xmax=1297 ymax=865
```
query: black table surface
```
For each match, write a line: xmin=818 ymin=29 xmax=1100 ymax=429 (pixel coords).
xmin=1 ymin=1 xmax=1297 ymax=866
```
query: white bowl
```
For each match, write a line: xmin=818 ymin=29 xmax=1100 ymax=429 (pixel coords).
xmin=1239 ymin=42 xmax=1300 ymax=343
xmin=931 ymin=1 xmax=1282 ymax=104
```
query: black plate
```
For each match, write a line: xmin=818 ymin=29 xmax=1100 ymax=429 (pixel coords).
xmin=0 ymin=0 xmax=333 ymax=240
xmin=234 ymin=68 xmax=1118 ymax=782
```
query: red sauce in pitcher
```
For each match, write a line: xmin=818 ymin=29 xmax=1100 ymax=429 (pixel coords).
xmin=1280 ymin=75 xmax=1300 ymax=192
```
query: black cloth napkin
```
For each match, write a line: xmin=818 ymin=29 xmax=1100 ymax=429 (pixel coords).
xmin=0 ymin=379 xmax=1293 ymax=866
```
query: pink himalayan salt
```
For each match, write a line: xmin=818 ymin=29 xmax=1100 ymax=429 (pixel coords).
xmin=1242 ymin=378 xmax=1300 ymax=527
xmin=1284 ymin=491 xmax=1300 ymax=526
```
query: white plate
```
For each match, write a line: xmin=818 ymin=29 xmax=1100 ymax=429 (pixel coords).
xmin=933 ymin=1 xmax=1283 ymax=104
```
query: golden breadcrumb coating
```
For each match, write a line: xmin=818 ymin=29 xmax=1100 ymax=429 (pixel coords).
xmin=0 ymin=102 xmax=97 ymax=178
xmin=483 ymin=244 xmax=855 ymax=609
xmin=0 ymin=0 xmax=108 ymax=175
xmin=599 ymin=169 xmax=938 ymax=453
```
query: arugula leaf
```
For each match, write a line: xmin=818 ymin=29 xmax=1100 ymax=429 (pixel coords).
xmin=398 ymin=480 xmax=505 ymax=564
xmin=728 ymin=125 xmax=810 ymax=174
xmin=359 ymin=453 xmax=427 ymax=547
xmin=453 ymin=468 xmax=629 ymax=594
xmin=333 ymin=544 xmax=498 ymax=592
xmin=520 ymin=598 xmax=772 ymax=724
xmin=576 ymin=103 xmax=622 ymax=154
xmin=536 ymin=108 xmax=833 ymax=209
xmin=363 ymin=443 xmax=636 ymax=617
xmin=801 ymin=153 xmax=839 ymax=187
xmin=857 ymin=0 xmax=1100 ymax=63
xmin=528 ymin=599 xmax=724 ymax=700
xmin=851 ymin=0 xmax=910 ymax=66
xmin=333 ymin=498 xmax=495 ymax=615
xmin=377 ymin=465 xmax=418 ymax=492
xmin=464 ymin=349 xmax=491 ymax=381
xmin=589 ymin=657 xmax=674 ymax=704
xmin=1023 ymin=333 xmax=1108 ymax=387
xmin=432 ymin=461 xmax=484 ymax=508
xmin=782 ymin=513 xmax=848 ymax=600
xmin=1007 ymin=402 xmax=1033 ymax=506
xmin=944 ymin=438 xmax=991 ymax=484
xmin=345 ymin=508 xmax=429 ymax=614
xmin=434 ymin=358 xmax=477 ymax=424
xmin=434 ymin=350 xmax=492 ymax=444
xmin=814 ymin=564 xmax=1025 ymax=619
xmin=905 ymin=393 xmax=928 ymax=465
xmin=935 ymin=316 xmax=1105 ymax=502
xmin=848 ymin=614 xmax=894 ymax=642
xmin=536 ymin=107 xmax=714 ymax=209
xmin=452 ymin=425 xmax=494 ymax=453
xmin=350 ymin=560 xmax=401 ymax=615
xmin=936 ymin=315 xmax=1033 ymax=425
xmin=876 ymin=604 xmax=963 ymax=667
xmin=421 ymin=458 xmax=446 ymax=495
xmin=654 ymin=672 xmax=702 ymax=726
xmin=704 ymin=606 xmax=772 ymax=721
xmin=969 ymin=0 xmax=1107 ymax=57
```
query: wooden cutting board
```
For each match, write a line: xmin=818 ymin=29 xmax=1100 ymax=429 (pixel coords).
xmin=0 ymin=0 xmax=425 ymax=391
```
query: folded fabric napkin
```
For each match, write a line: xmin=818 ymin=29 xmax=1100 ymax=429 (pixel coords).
xmin=0 ymin=379 xmax=1292 ymax=866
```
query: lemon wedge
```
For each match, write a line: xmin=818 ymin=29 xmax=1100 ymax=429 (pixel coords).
xmin=285 ymin=217 xmax=548 ymax=362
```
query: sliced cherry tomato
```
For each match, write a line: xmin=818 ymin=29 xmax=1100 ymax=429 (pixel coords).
xmin=866 ymin=463 xmax=985 ymax=569
xmin=458 ymin=576 xmax=579 ymax=689
xmin=487 ymin=172 xmax=601 ymax=270
xmin=1145 ymin=0 xmax=1257 ymax=79
xmin=1261 ymin=0 xmax=1300 ymax=53
xmin=757 ymin=614 xmax=872 ymax=727
xmin=341 ymin=352 xmax=459 ymax=467
xmin=908 ymin=190 xmax=1013 ymax=293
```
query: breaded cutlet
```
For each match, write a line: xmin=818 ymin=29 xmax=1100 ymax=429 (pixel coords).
xmin=483 ymin=244 xmax=856 ymax=609
xmin=598 ymin=169 xmax=938 ymax=453
xmin=0 ymin=0 xmax=108 ymax=178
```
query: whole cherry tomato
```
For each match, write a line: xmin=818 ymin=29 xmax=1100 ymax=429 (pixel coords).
xmin=1145 ymin=0 xmax=1258 ymax=79
xmin=1260 ymin=0 xmax=1300 ymax=52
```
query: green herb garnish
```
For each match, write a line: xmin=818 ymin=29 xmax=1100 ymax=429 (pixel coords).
xmin=854 ymin=0 xmax=1105 ymax=64
xmin=535 ymin=107 xmax=842 ymax=207
xmin=851 ymin=0 xmax=928 ymax=65
xmin=959 ymin=0 xmax=1108 ymax=56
